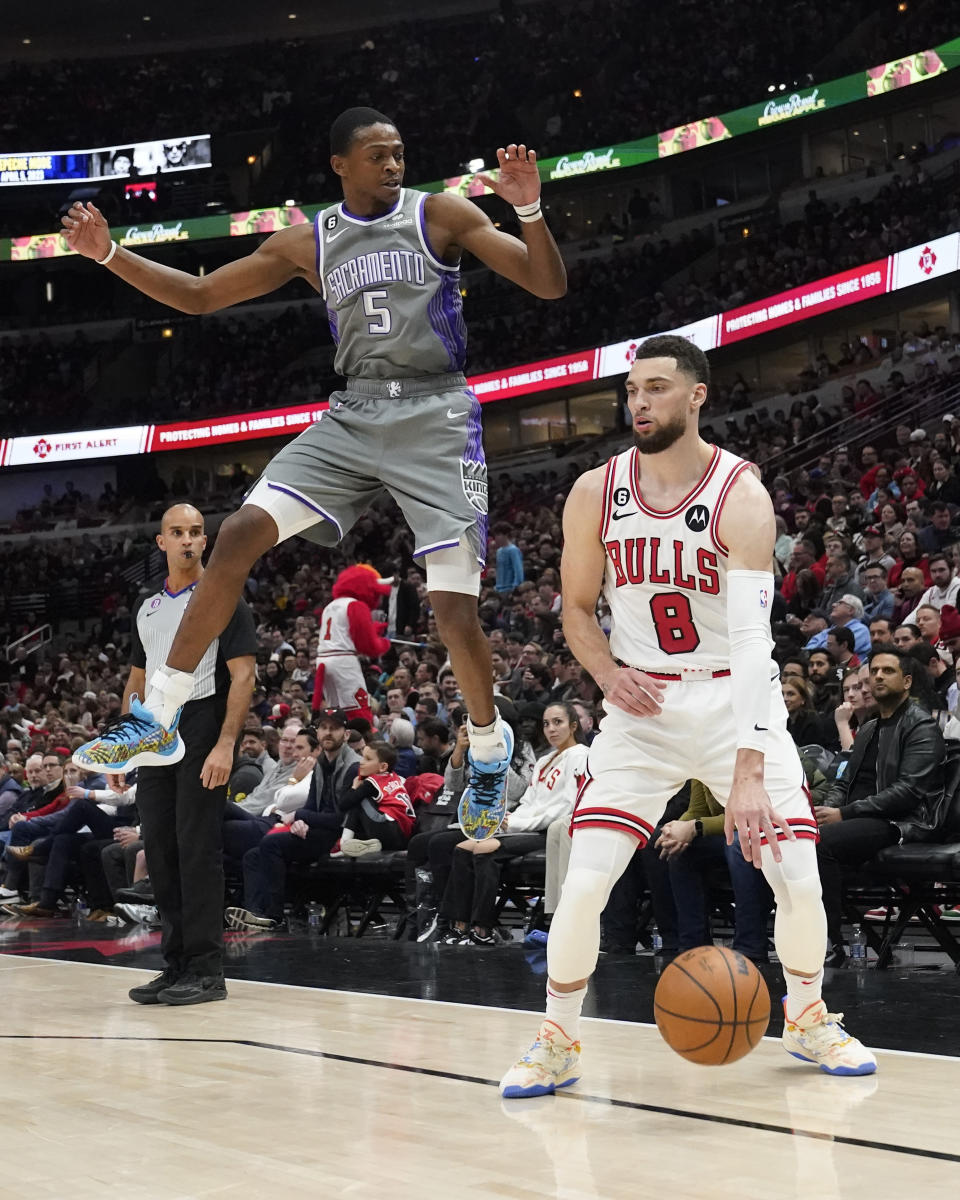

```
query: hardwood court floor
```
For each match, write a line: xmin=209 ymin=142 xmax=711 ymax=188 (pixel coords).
xmin=1 ymin=953 xmax=957 ymax=1200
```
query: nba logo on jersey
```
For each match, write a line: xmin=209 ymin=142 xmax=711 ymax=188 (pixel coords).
xmin=759 ymin=588 xmax=769 ymax=608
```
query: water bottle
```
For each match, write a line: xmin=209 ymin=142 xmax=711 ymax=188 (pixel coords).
xmin=651 ymin=924 xmax=663 ymax=954
xmin=307 ymin=902 xmax=322 ymax=934
xmin=73 ymin=895 xmax=90 ymax=923
xmin=850 ymin=923 xmax=867 ymax=966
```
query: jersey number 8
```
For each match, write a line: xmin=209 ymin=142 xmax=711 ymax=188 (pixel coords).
xmin=363 ymin=289 xmax=392 ymax=335
xmin=649 ymin=592 xmax=700 ymax=655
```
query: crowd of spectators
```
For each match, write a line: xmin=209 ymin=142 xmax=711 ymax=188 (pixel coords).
xmin=4 ymin=369 xmax=960 ymax=949
xmin=4 ymin=0 xmax=956 ymax=238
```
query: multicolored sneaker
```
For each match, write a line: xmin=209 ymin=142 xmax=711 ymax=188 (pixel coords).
xmin=73 ymin=696 xmax=184 ymax=774
xmin=500 ymin=1020 xmax=582 ymax=1098
xmin=458 ymin=722 xmax=514 ymax=840
xmin=782 ymin=998 xmax=878 ymax=1076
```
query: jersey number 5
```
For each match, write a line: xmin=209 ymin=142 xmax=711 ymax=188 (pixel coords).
xmin=650 ymin=592 xmax=700 ymax=655
xmin=363 ymin=289 xmax=392 ymax=335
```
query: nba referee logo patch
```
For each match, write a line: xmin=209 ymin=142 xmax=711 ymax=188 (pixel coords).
xmin=684 ymin=503 xmax=709 ymax=531
xmin=460 ymin=458 xmax=488 ymax=512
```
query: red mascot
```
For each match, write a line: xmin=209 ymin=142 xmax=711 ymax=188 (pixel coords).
xmin=314 ymin=565 xmax=391 ymax=722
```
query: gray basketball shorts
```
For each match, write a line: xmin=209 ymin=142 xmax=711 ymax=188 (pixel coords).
xmin=245 ymin=373 xmax=488 ymax=564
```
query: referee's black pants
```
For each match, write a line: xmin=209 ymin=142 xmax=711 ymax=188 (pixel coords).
xmin=137 ymin=699 xmax=228 ymax=979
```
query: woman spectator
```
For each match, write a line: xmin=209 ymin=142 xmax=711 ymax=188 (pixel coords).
xmin=439 ymin=702 xmax=588 ymax=945
xmin=781 ymin=677 xmax=837 ymax=751
xmin=834 ymin=667 xmax=876 ymax=751
xmin=927 ymin=458 xmax=960 ymax=506
xmin=785 ymin=568 xmax=823 ymax=620
xmin=867 ymin=467 xmax=900 ymax=512
xmin=387 ymin=718 xmax=420 ymax=779
xmin=887 ymin=528 xmax=932 ymax=588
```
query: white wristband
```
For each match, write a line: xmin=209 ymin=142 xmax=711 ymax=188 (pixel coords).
xmin=513 ymin=200 xmax=542 ymax=224
xmin=97 ymin=240 xmax=118 ymax=266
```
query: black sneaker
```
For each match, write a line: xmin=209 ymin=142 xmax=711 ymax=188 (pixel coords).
xmin=116 ymin=880 xmax=155 ymax=905
xmin=157 ymin=973 xmax=228 ymax=1006
xmin=129 ymin=968 xmax=180 ymax=1005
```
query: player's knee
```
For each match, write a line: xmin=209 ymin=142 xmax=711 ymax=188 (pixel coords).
xmin=215 ymin=506 xmax=277 ymax=564
xmin=557 ymin=865 xmax=610 ymax=915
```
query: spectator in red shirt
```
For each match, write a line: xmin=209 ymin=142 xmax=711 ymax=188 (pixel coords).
xmin=780 ymin=539 xmax=825 ymax=603
xmin=337 ymin=741 xmax=415 ymax=856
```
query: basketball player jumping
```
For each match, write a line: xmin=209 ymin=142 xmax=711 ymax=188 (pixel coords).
xmin=65 ymin=108 xmax=566 ymax=837
xmin=501 ymin=334 xmax=876 ymax=1097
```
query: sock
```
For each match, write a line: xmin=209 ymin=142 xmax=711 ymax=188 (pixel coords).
xmin=340 ymin=829 xmax=355 ymax=845
xmin=467 ymin=714 xmax=507 ymax=764
xmin=143 ymin=667 xmax=195 ymax=728
xmin=544 ymin=982 xmax=587 ymax=1043
xmin=784 ymin=968 xmax=824 ymax=1025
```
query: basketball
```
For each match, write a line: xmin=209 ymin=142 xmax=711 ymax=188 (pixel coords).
xmin=654 ymin=946 xmax=770 ymax=1066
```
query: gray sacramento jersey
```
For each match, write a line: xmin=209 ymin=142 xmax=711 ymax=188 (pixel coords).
xmin=315 ymin=188 xmax=467 ymax=381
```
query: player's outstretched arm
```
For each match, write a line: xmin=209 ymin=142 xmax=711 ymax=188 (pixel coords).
xmin=60 ymin=202 xmax=306 ymax=315
xmin=561 ymin=471 xmax=665 ymax=718
xmin=428 ymin=145 xmax=566 ymax=299
xmin=718 ymin=472 xmax=796 ymax=866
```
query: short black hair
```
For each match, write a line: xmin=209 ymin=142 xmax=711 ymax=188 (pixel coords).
xmin=330 ymin=107 xmax=396 ymax=156
xmin=828 ymin=625 xmax=855 ymax=652
xmin=367 ymin=740 xmax=397 ymax=769
xmin=418 ymin=717 xmax=449 ymax=742
xmin=905 ymin=641 xmax=940 ymax=667
xmin=864 ymin=561 xmax=888 ymax=577
xmin=808 ymin=647 xmax=835 ymax=664
xmin=928 ymin=553 xmax=951 ymax=569
xmin=632 ymin=334 xmax=710 ymax=386
xmin=868 ymin=644 xmax=914 ymax=676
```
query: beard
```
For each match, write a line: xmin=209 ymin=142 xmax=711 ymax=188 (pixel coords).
xmin=632 ymin=411 xmax=687 ymax=454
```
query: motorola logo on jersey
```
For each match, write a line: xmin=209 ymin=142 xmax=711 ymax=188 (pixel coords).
xmin=684 ymin=504 xmax=710 ymax=531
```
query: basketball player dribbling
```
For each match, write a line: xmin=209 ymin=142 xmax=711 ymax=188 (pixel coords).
xmin=65 ymin=108 xmax=566 ymax=836
xmin=501 ymin=334 xmax=876 ymax=1098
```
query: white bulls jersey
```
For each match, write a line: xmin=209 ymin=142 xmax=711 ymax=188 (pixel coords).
xmin=599 ymin=444 xmax=762 ymax=673
xmin=316 ymin=596 xmax=367 ymax=710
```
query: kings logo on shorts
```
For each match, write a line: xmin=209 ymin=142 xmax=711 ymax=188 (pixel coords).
xmin=460 ymin=458 xmax=488 ymax=512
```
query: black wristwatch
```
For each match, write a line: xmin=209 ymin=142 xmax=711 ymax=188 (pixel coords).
xmin=693 ymin=819 xmax=704 ymax=839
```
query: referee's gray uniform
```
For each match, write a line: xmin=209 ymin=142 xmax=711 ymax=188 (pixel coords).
xmin=131 ymin=580 xmax=257 ymax=979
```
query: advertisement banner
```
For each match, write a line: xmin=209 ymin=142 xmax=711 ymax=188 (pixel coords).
xmin=0 ymin=134 xmax=211 ymax=186
xmin=4 ymin=38 xmax=960 ymax=258
xmin=3 ymin=425 xmax=149 ymax=466
xmin=468 ymin=349 xmax=599 ymax=402
xmin=867 ymin=49 xmax=946 ymax=96
xmin=147 ymin=402 xmax=330 ymax=452
xmin=597 ymin=315 xmax=722 ymax=379
xmin=718 ymin=259 xmax=891 ymax=345
xmin=2 ymin=231 xmax=957 ymax=468
xmin=890 ymin=232 xmax=960 ymax=290
xmin=228 ymin=205 xmax=319 ymax=237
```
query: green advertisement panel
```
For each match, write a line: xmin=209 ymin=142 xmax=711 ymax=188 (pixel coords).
xmin=2 ymin=36 xmax=959 ymax=262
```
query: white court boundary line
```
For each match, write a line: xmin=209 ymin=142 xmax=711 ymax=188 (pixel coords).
xmin=5 ymin=952 xmax=959 ymax=1064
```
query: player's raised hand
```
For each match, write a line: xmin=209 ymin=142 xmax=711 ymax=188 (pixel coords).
xmin=61 ymin=201 xmax=112 ymax=261
xmin=598 ymin=665 xmax=665 ymax=718
xmin=724 ymin=776 xmax=795 ymax=867
xmin=477 ymin=144 xmax=541 ymax=208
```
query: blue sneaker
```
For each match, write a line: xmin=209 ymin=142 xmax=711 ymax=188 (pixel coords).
xmin=458 ymin=721 xmax=514 ymax=840
xmin=73 ymin=696 xmax=184 ymax=774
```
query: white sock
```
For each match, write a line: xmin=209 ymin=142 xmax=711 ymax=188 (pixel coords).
xmin=340 ymin=829 xmax=355 ymax=845
xmin=467 ymin=714 xmax=507 ymax=764
xmin=784 ymin=968 xmax=824 ymax=1024
xmin=544 ymin=982 xmax=587 ymax=1043
xmin=143 ymin=667 xmax=195 ymax=729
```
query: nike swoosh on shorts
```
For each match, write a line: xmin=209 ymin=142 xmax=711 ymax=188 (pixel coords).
xmin=447 ymin=408 xmax=468 ymax=418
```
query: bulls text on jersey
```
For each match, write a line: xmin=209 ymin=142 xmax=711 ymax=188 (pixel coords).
xmin=604 ymin=537 xmax=720 ymax=594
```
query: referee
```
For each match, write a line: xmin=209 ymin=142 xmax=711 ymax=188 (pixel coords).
xmin=123 ymin=503 xmax=256 ymax=1005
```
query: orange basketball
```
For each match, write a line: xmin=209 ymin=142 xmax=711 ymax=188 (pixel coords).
xmin=654 ymin=946 xmax=770 ymax=1065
